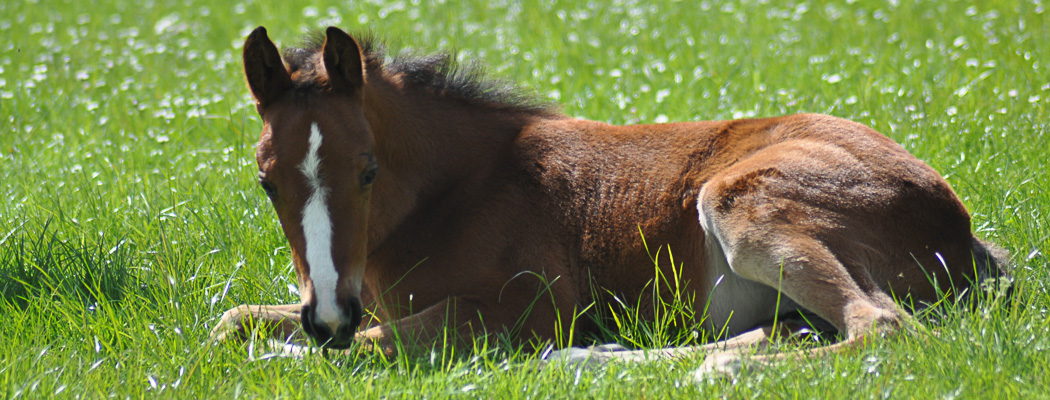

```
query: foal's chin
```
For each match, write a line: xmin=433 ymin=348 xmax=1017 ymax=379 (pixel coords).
xmin=300 ymin=324 xmax=359 ymax=350
xmin=315 ymin=336 xmax=356 ymax=349
xmin=302 ymin=324 xmax=357 ymax=349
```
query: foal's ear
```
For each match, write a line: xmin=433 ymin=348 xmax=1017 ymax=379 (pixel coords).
xmin=322 ymin=27 xmax=365 ymax=93
xmin=243 ymin=26 xmax=292 ymax=109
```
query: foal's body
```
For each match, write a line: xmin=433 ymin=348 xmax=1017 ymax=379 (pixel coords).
xmin=212 ymin=27 xmax=1006 ymax=368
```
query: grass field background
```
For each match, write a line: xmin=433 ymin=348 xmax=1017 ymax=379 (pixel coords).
xmin=2 ymin=0 xmax=1048 ymax=397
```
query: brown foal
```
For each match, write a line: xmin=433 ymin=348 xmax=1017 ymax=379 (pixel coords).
xmin=210 ymin=26 xmax=1008 ymax=373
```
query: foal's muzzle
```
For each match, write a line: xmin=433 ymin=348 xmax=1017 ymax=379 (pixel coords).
xmin=300 ymin=297 xmax=363 ymax=348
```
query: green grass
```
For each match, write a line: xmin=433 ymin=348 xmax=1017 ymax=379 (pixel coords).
xmin=2 ymin=0 xmax=1048 ymax=397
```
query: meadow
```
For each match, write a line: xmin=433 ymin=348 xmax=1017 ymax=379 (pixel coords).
xmin=1 ymin=0 xmax=1048 ymax=397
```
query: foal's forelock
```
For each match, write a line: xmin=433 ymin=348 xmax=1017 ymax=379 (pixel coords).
xmin=297 ymin=122 xmax=346 ymax=333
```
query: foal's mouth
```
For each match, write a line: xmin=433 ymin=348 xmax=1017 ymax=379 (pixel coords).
xmin=318 ymin=336 xmax=355 ymax=349
xmin=299 ymin=298 xmax=363 ymax=349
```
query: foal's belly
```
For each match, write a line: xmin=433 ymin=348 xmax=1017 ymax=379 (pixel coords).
xmin=696 ymin=222 xmax=801 ymax=338
xmin=701 ymin=270 xmax=800 ymax=337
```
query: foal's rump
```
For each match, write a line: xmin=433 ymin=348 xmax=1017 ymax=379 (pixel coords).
xmin=545 ymin=114 xmax=1009 ymax=371
xmin=695 ymin=114 xmax=999 ymax=336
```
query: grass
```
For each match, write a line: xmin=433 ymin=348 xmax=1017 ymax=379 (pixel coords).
xmin=1 ymin=0 xmax=1048 ymax=397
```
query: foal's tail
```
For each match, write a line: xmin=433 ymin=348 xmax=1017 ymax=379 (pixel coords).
xmin=966 ymin=237 xmax=1013 ymax=305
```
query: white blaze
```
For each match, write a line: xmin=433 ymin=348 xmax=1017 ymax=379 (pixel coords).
xmin=299 ymin=123 xmax=342 ymax=334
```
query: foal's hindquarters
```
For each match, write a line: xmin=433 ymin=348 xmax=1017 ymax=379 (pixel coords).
xmin=550 ymin=115 xmax=1008 ymax=374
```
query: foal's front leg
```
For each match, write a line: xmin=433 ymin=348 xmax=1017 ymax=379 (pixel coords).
xmin=213 ymin=296 xmax=520 ymax=357
xmin=210 ymin=303 xmax=307 ymax=344
xmin=210 ymin=298 xmax=474 ymax=356
xmin=353 ymin=296 xmax=516 ymax=357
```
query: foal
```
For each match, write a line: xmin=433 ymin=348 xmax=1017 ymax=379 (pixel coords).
xmin=210 ymin=27 xmax=1009 ymax=371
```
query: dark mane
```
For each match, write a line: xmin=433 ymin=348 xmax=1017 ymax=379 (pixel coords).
xmin=280 ymin=31 xmax=558 ymax=115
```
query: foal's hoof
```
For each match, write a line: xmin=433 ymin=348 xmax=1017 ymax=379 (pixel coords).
xmin=542 ymin=344 xmax=628 ymax=369
xmin=693 ymin=352 xmax=745 ymax=382
xmin=209 ymin=308 xmax=251 ymax=344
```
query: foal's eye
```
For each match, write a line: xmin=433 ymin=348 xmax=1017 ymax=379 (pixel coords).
xmin=259 ymin=176 xmax=277 ymax=199
xmin=360 ymin=167 xmax=378 ymax=186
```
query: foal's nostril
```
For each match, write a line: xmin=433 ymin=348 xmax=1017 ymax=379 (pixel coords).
xmin=345 ymin=296 xmax=363 ymax=330
xmin=300 ymin=304 xmax=334 ymax=345
xmin=325 ymin=297 xmax=362 ymax=347
xmin=300 ymin=304 xmax=314 ymax=334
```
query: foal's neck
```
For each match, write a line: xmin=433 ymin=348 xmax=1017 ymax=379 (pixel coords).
xmin=360 ymin=71 xmax=556 ymax=244
xmin=363 ymin=76 xmax=549 ymax=174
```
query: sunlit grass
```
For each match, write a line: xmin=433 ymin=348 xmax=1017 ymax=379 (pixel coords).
xmin=1 ymin=0 xmax=1048 ymax=397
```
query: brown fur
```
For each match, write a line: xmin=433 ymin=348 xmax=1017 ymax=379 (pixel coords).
xmin=212 ymin=27 xmax=1009 ymax=369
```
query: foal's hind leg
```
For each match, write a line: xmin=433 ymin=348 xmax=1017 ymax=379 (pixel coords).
xmin=210 ymin=303 xmax=307 ymax=345
xmin=693 ymin=163 xmax=910 ymax=375
xmin=545 ymin=320 xmax=815 ymax=366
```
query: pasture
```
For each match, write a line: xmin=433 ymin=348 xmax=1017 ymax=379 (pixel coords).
xmin=1 ymin=0 xmax=1048 ymax=398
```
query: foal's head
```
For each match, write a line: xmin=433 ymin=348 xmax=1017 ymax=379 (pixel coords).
xmin=243 ymin=27 xmax=375 ymax=347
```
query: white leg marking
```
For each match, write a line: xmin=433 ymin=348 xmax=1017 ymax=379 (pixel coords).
xmin=299 ymin=123 xmax=343 ymax=334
